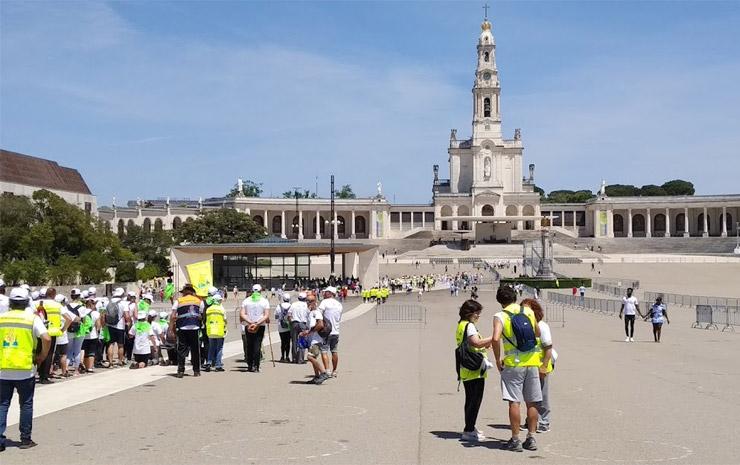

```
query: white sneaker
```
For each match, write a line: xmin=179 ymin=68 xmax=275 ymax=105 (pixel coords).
xmin=461 ymin=431 xmax=485 ymax=442
xmin=629 ymin=337 xmax=634 ymax=342
xmin=625 ymin=337 xmax=630 ymax=342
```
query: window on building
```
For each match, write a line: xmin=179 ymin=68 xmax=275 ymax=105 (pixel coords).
xmin=84 ymin=202 xmax=92 ymax=214
xmin=484 ymin=51 xmax=489 ymax=62
xmin=483 ymin=98 xmax=491 ymax=117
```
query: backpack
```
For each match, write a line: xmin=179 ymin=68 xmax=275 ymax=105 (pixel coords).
xmin=503 ymin=307 xmax=537 ymax=353
xmin=105 ymin=300 xmax=121 ymax=327
xmin=78 ymin=313 xmax=94 ymax=337
xmin=317 ymin=315 xmax=333 ymax=339
xmin=67 ymin=303 xmax=82 ymax=334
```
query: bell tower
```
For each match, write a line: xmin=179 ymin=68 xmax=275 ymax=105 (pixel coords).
xmin=472 ymin=16 xmax=502 ymax=143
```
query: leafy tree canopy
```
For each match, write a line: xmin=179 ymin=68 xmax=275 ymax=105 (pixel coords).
xmin=282 ymin=189 xmax=317 ymax=199
xmin=227 ymin=179 xmax=263 ymax=198
xmin=335 ymin=184 xmax=356 ymax=199
xmin=174 ymin=208 xmax=266 ymax=244
xmin=661 ymin=179 xmax=695 ymax=196
xmin=543 ymin=190 xmax=594 ymax=203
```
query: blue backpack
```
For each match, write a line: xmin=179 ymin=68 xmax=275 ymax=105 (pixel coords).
xmin=503 ymin=306 xmax=537 ymax=352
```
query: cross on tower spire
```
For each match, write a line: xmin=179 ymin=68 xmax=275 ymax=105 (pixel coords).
xmin=483 ymin=3 xmax=490 ymax=19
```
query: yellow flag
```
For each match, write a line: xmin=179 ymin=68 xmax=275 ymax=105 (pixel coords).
xmin=555 ymin=279 xmax=560 ymax=288
xmin=185 ymin=260 xmax=213 ymax=297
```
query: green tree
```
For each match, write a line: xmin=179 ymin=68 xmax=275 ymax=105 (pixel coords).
xmin=174 ymin=208 xmax=266 ymax=244
xmin=0 ymin=193 xmax=36 ymax=263
xmin=335 ymin=184 xmax=356 ymax=199
xmin=532 ymin=185 xmax=545 ymax=198
xmin=1 ymin=261 xmax=25 ymax=285
xmin=136 ymin=264 xmax=161 ymax=282
xmin=48 ymin=255 xmax=79 ymax=285
xmin=543 ymin=190 xmax=594 ymax=203
xmin=605 ymin=184 xmax=640 ymax=197
xmin=282 ymin=189 xmax=317 ymax=199
xmin=23 ymin=258 xmax=49 ymax=286
xmin=661 ymin=179 xmax=695 ymax=196
xmin=115 ymin=261 xmax=137 ymax=282
xmin=639 ymin=184 xmax=667 ymax=196
xmin=227 ymin=179 xmax=263 ymax=198
xmin=77 ymin=250 xmax=112 ymax=284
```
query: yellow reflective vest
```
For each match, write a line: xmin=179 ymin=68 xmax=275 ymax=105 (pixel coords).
xmin=43 ymin=300 xmax=63 ymax=337
xmin=456 ymin=320 xmax=488 ymax=381
xmin=205 ymin=304 xmax=226 ymax=338
xmin=0 ymin=310 xmax=36 ymax=371
xmin=499 ymin=304 xmax=541 ymax=368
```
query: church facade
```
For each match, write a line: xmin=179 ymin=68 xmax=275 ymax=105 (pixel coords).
xmin=95 ymin=17 xmax=739 ymax=242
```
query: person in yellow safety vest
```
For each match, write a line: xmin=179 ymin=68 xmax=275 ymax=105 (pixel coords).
xmin=362 ymin=289 xmax=369 ymax=303
xmin=520 ymin=298 xmax=555 ymax=434
xmin=492 ymin=285 xmax=542 ymax=453
xmin=204 ymin=294 xmax=227 ymax=372
xmin=0 ymin=287 xmax=52 ymax=451
xmin=456 ymin=299 xmax=493 ymax=442
xmin=369 ymin=287 xmax=377 ymax=303
xmin=381 ymin=287 xmax=389 ymax=303
xmin=37 ymin=288 xmax=71 ymax=384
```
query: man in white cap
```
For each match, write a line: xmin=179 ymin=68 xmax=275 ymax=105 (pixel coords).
xmin=104 ymin=288 xmax=127 ymax=367
xmin=288 ymin=292 xmax=309 ymax=364
xmin=319 ymin=286 xmax=343 ymax=378
xmin=0 ymin=288 xmax=51 ymax=451
xmin=239 ymin=284 xmax=270 ymax=372
xmin=0 ymin=279 xmax=8 ymax=314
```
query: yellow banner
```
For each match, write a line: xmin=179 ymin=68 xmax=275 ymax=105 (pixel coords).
xmin=185 ymin=260 xmax=213 ymax=297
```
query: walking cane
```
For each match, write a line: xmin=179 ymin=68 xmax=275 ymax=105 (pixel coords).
xmin=266 ymin=322 xmax=277 ymax=367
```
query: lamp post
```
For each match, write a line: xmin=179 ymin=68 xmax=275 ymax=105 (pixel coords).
xmin=292 ymin=186 xmax=301 ymax=240
xmin=330 ymin=175 xmax=335 ymax=281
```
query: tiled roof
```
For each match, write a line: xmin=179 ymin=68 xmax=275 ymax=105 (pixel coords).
xmin=0 ymin=149 xmax=92 ymax=195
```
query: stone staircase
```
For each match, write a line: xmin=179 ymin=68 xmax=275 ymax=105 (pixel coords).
xmin=554 ymin=236 xmax=739 ymax=255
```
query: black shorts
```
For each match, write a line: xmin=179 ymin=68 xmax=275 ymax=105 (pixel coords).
xmin=54 ymin=343 xmax=69 ymax=358
xmin=134 ymin=353 xmax=150 ymax=364
xmin=81 ymin=339 xmax=97 ymax=357
xmin=107 ymin=327 xmax=125 ymax=345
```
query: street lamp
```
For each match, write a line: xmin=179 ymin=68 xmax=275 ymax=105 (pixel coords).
xmin=292 ymin=186 xmax=301 ymax=240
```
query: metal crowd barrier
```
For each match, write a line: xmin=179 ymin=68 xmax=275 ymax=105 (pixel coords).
xmin=375 ymin=304 xmax=427 ymax=325
xmin=693 ymin=304 xmax=738 ymax=331
xmin=594 ymin=278 xmax=640 ymax=289
xmin=645 ymin=291 xmax=740 ymax=309
xmin=543 ymin=291 xmax=622 ymax=317
xmin=544 ymin=305 xmax=565 ymax=328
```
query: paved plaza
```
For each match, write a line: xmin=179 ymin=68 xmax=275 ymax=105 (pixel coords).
xmin=2 ymin=262 xmax=739 ymax=465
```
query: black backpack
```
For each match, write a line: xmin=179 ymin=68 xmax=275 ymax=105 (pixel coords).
xmin=67 ymin=303 xmax=82 ymax=334
xmin=503 ymin=306 xmax=537 ymax=352
xmin=105 ymin=300 xmax=120 ymax=327
xmin=455 ymin=322 xmax=485 ymax=380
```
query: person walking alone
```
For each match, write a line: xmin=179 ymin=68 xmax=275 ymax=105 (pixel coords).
xmin=456 ymin=299 xmax=492 ymax=442
xmin=619 ymin=288 xmax=643 ymax=342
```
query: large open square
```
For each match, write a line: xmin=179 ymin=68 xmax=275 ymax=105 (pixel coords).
xmin=2 ymin=261 xmax=739 ymax=464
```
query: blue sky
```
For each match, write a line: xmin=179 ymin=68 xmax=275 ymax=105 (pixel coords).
xmin=2 ymin=1 xmax=739 ymax=205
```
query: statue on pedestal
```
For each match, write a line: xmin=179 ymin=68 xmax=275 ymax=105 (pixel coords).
xmin=237 ymin=177 xmax=244 ymax=197
xmin=376 ymin=181 xmax=383 ymax=198
xmin=600 ymin=179 xmax=607 ymax=196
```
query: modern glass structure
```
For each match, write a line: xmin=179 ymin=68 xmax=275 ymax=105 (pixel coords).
xmin=213 ymin=253 xmax=311 ymax=290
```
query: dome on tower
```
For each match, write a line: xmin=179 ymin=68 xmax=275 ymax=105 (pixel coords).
xmin=479 ymin=19 xmax=494 ymax=45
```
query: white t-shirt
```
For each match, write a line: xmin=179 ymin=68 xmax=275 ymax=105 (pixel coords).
xmin=538 ymin=320 xmax=558 ymax=362
xmin=0 ymin=294 xmax=9 ymax=314
xmin=275 ymin=303 xmax=291 ymax=333
xmin=464 ymin=322 xmax=479 ymax=339
xmin=0 ymin=314 xmax=48 ymax=381
xmin=128 ymin=322 xmax=154 ymax=355
xmin=241 ymin=296 xmax=270 ymax=326
xmin=56 ymin=306 xmax=76 ymax=345
xmin=319 ymin=298 xmax=342 ymax=336
xmin=307 ymin=309 xmax=324 ymax=346
xmin=151 ymin=321 xmax=163 ymax=346
xmin=85 ymin=310 xmax=101 ymax=340
xmin=288 ymin=301 xmax=309 ymax=324
xmin=623 ymin=296 xmax=638 ymax=316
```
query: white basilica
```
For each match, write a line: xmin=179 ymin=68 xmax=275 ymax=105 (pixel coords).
xmin=85 ymin=16 xmax=738 ymax=243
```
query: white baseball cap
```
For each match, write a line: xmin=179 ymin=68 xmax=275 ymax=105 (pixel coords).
xmin=81 ymin=290 xmax=90 ymax=299
xmin=137 ymin=311 xmax=147 ymax=320
xmin=88 ymin=287 xmax=97 ymax=295
xmin=323 ymin=286 xmax=337 ymax=295
xmin=9 ymin=287 xmax=30 ymax=301
xmin=159 ymin=311 xmax=169 ymax=319
xmin=252 ymin=284 xmax=262 ymax=292
xmin=39 ymin=287 xmax=48 ymax=297
xmin=282 ymin=293 xmax=291 ymax=302
xmin=113 ymin=287 xmax=125 ymax=297
xmin=208 ymin=286 xmax=219 ymax=296
xmin=55 ymin=294 xmax=66 ymax=303
xmin=148 ymin=309 xmax=158 ymax=318
xmin=142 ymin=293 xmax=153 ymax=301
xmin=127 ymin=291 xmax=137 ymax=298
xmin=212 ymin=293 xmax=223 ymax=302
xmin=298 ymin=292 xmax=307 ymax=300
xmin=71 ymin=288 xmax=81 ymax=296
xmin=31 ymin=291 xmax=40 ymax=300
